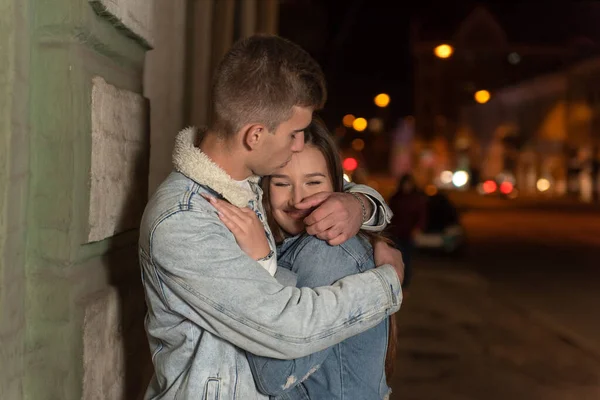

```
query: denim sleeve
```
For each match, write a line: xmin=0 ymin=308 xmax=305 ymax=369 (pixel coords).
xmin=149 ymin=209 xmax=402 ymax=360
xmin=246 ymin=238 xmax=369 ymax=396
xmin=344 ymin=181 xmax=393 ymax=232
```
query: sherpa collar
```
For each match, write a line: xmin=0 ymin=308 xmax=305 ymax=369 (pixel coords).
xmin=172 ymin=126 xmax=260 ymax=207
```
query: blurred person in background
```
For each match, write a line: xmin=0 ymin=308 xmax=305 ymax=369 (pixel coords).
xmin=389 ymin=173 xmax=427 ymax=289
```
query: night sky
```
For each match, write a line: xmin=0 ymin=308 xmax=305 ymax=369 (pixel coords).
xmin=278 ymin=0 xmax=600 ymax=129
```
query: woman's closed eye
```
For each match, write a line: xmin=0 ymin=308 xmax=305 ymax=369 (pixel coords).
xmin=306 ymin=180 xmax=323 ymax=186
xmin=273 ymin=182 xmax=290 ymax=187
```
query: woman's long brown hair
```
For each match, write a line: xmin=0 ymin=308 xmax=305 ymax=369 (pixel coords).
xmin=261 ymin=117 xmax=398 ymax=381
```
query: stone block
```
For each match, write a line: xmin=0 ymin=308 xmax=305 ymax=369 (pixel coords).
xmin=82 ymin=287 xmax=125 ymax=400
xmin=88 ymin=76 xmax=148 ymax=243
xmin=89 ymin=0 xmax=155 ymax=47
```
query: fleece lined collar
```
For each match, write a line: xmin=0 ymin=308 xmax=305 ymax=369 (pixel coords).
xmin=172 ymin=126 xmax=260 ymax=207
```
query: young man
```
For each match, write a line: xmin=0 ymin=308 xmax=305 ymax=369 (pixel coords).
xmin=139 ymin=34 xmax=404 ymax=400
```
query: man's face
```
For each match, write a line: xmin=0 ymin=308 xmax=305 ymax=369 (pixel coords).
xmin=252 ymin=106 xmax=312 ymax=176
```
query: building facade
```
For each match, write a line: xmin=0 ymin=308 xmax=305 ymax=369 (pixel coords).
xmin=459 ymin=57 xmax=600 ymax=201
xmin=410 ymin=5 xmax=583 ymax=187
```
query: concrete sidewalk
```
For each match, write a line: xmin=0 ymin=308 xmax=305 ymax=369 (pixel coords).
xmin=388 ymin=269 xmax=600 ymax=400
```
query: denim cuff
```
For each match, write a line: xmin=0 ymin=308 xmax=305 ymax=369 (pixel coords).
xmin=370 ymin=265 xmax=403 ymax=313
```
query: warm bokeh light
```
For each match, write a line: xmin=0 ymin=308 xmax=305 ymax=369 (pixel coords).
xmin=342 ymin=114 xmax=356 ymax=128
xmin=343 ymin=173 xmax=351 ymax=182
xmin=482 ymin=180 xmax=497 ymax=194
xmin=440 ymin=170 xmax=454 ymax=185
xmin=374 ymin=93 xmax=390 ymax=108
xmin=474 ymin=90 xmax=491 ymax=104
xmin=537 ymin=178 xmax=551 ymax=192
xmin=351 ymin=138 xmax=365 ymax=151
xmin=425 ymin=184 xmax=438 ymax=196
xmin=434 ymin=44 xmax=454 ymax=59
xmin=500 ymin=181 xmax=513 ymax=194
xmin=352 ymin=117 xmax=367 ymax=132
xmin=342 ymin=157 xmax=358 ymax=171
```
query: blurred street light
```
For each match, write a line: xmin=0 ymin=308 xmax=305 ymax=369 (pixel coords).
xmin=351 ymin=138 xmax=365 ymax=151
xmin=440 ymin=170 xmax=454 ymax=185
xmin=474 ymin=90 xmax=491 ymax=104
xmin=434 ymin=44 xmax=454 ymax=59
xmin=352 ymin=117 xmax=367 ymax=132
xmin=374 ymin=93 xmax=390 ymax=108
xmin=452 ymin=170 xmax=469 ymax=187
xmin=342 ymin=114 xmax=356 ymax=128
xmin=343 ymin=157 xmax=358 ymax=171
xmin=537 ymin=178 xmax=551 ymax=192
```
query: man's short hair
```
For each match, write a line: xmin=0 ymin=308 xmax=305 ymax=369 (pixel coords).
xmin=211 ymin=34 xmax=327 ymax=136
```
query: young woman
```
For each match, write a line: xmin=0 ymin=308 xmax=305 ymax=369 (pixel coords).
xmin=216 ymin=118 xmax=398 ymax=399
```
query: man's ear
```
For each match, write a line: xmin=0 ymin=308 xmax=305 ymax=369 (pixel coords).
xmin=242 ymin=123 xmax=267 ymax=150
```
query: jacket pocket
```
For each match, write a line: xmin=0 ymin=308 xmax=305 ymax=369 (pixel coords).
xmin=204 ymin=378 xmax=220 ymax=400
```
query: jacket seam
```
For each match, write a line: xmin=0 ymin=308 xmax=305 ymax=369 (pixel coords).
xmin=147 ymin=193 xmax=214 ymax=308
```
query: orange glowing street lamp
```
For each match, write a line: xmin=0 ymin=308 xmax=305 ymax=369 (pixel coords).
xmin=342 ymin=114 xmax=356 ymax=127
xmin=374 ymin=93 xmax=390 ymax=108
xmin=352 ymin=117 xmax=368 ymax=132
xmin=474 ymin=90 xmax=491 ymax=104
xmin=434 ymin=44 xmax=454 ymax=59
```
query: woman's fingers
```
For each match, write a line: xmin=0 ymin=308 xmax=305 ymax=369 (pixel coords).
xmin=202 ymin=194 xmax=254 ymax=233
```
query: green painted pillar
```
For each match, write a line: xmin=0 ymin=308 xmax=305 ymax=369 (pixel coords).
xmin=2 ymin=0 xmax=153 ymax=398
xmin=1 ymin=0 xmax=31 ymax=398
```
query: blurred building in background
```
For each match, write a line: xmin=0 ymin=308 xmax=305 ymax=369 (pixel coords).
xmin=460 ymin=56 xmax=600 ymax=202
xmin=409 ymin=4 xmax=600 ymax=202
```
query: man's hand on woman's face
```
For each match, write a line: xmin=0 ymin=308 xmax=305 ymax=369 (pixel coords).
xmin=203 ymin=195 xmax=271 ymax=260
xmin=295 ymin=192 xmax=368 ymax=246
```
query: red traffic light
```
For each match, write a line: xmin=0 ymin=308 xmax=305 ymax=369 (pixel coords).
xmin=342 ymin=157 xmax=358 ymax=171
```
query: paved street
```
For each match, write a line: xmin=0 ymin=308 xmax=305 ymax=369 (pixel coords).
xmin=389 ymin=194 xmax=600 ymax=399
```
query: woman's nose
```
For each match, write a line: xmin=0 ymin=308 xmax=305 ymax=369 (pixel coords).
xmin=290 ymin=187 xmax=305 ymax=206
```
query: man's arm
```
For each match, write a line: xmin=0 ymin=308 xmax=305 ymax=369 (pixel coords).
xmin=148 ymin=209 xmax=402 ymax=360
xmin=247 ymin=240 xmax=365 ymax=396
xmin=344 ymin=181 xmax=393 ymax=232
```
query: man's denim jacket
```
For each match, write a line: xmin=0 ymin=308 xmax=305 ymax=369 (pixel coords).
xmin=139 ymin=127 xmax=402 ymax=400
xmin=247 ymin=233 xmax=391 ymax=400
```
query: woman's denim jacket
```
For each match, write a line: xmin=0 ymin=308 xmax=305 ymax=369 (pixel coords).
xmin=247 ymin=234 xmax=391 ymax=400
xmin=139 ymin=128 xmax=402 ymax=400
